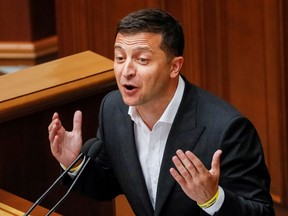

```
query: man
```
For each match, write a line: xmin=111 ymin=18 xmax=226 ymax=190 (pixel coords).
xmin=48 ymin=8 xmax=275 ymax=216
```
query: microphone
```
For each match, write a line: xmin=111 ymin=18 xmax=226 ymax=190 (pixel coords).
xmin=46 ymin=139 xmax=103 ymax=215
xmin=81 ymin=138 xmax=98 ymax=155
xmin=24 ymin=138 xmax=98 ymax=216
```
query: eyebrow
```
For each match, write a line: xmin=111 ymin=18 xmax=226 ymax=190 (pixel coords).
xmin=114 ymin=44 xmax=153 ymax=53
xmin=114 ymin=45 xmax=123 ymax=50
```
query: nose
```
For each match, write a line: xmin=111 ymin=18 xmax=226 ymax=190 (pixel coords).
xmin=122 ymin=59 xmax=136 ymax=78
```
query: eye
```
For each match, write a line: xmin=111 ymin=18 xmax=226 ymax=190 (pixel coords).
xmin=137 ymin=57 xmax=149 ymax=65
xmin=115 ymin=55 xmax=125 ymax=63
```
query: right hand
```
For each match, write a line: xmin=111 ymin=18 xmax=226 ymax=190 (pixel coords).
xmin=48 ymin=110 xmax=83 ymax=167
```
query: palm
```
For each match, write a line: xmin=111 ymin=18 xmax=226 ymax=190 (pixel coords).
xmin=49 ymin=111 xmax=83 ymax=167
xmin=56 ymin=130 xmax=82 ymax=166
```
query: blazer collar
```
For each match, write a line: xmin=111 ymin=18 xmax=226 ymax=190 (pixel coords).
xmin=118 ymin=107 xmax=155 ymax=215
xmin=154 ymin=81 xmax=205 ymax=215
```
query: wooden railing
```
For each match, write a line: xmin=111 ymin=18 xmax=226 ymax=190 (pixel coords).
xmin=0 ymin=51 xmax=115 ymax=123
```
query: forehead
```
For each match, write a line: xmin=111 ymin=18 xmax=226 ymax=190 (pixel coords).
xmin=114 ymin=32 xmax=163 ymax=51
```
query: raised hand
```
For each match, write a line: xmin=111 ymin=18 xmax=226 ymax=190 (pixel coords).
xmin=169 ymin=149 xmax=222 ymax=204
xmin=48 ymin=110 xmax=83 ymax=167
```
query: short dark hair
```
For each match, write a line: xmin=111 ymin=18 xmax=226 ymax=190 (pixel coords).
xmin=116 ymin=8 xmax=184 ymax=58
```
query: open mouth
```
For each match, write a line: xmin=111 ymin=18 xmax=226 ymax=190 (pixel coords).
xmin=124 ymin=84 xmax=136 ymax=90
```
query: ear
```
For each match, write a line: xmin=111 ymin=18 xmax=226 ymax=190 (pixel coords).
xmin=170 ymin=56 xmax=184 ymax=78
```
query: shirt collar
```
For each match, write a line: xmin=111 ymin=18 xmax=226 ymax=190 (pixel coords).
xmin=128 ymin=76 xmax=185 ymax=125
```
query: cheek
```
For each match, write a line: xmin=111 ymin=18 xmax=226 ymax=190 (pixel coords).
xmin=138 ymin=70 xmax=154 ymax=86
xmin=113 ymin=64 xmax=122 ymax=79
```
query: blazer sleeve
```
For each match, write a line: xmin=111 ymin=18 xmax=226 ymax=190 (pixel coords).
xmin=215 ymin=116 xmax=274 ymax=216
xmin=61 ymin=94 xmax=123 ymax=201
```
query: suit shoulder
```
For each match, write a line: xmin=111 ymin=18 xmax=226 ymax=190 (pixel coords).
xmin=195 ymin=86 xmax=241 ymax=116
xmin=104 ymin=90 xmax=122 ymax=101
xmin=185 ymin=83 xmax=243 ymax=125
xmin=101 ymin=90 xmax=126 ymax=110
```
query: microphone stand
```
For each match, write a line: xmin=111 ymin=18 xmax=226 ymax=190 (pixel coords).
xmin=24 ymin=138 xmax=97 ymax=216
xmin=45 ymin=157 xmax=92 ymax=215
xmin=24 ymin=153 xmax=84 ymax=216
xmin=45 ymin=140 xmax=103 ymax=215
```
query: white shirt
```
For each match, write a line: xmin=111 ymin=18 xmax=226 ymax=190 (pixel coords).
xmin=129 ymin=76 xmax=185 ymax=208
xmin=128 ymin=76 xmax=224 ymax=214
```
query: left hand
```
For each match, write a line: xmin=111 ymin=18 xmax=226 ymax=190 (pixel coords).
xmin=169 ymin=149 xmax=222 ymax=204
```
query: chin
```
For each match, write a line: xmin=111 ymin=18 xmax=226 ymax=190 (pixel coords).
xmin=123 ymin=100 xmax=136 ymax=106
xmin=122 ymin=97 xmax=139 ymax=106
xmin=120 ymin=93 xmax=137 ymax=106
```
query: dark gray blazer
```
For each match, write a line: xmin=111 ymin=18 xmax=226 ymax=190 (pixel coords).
xmin=73 ymin=77 xmax=274 ymax=216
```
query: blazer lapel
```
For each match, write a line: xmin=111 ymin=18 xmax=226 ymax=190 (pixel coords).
xmin=154 ymin=83 xmax=205 ymax=215
xmin=117 ymin=107 xmax=154 ymax=215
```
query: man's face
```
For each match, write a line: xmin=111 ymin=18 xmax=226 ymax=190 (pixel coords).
xmin=114 ymin=32 xmax=178 ymax=108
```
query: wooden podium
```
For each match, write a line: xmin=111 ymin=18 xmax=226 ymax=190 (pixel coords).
xmin=0 ymin=189 xmax=61 ymax=215
xmin=0 ymin=50 xmax=115 ymax=122
xmin=0 ymin=51 xmax=116 ymax=215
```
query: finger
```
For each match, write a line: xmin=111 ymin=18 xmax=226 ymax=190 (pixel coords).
xmin=49 ymin=123 xmax=59 ymax=144
xmin=185 ymin=151 xmax=207 ymax=174
xmin=176 ymin=150 xmax=197 ymax=176
xmin=210 ymin=150 xmax=222 ymax=175
xmin=172 ymin=154 xmax=193 ymax=181
xmin=73 ymin=110 xmax=82 ymax=134
xmin=48 ymin=112 xmax=61 ymax=131
xmin=169 ymin=167 xmax=185 ymax=185
xmin=52 ymin=112 xmax=59 ymax=121
xmin=50 ymin=134 xmax=60 ymax=157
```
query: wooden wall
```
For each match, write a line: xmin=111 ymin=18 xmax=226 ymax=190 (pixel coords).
xmin=55 ymin=0 xmax=288 ymax=215
xmin=0 ymin=0 xmax=57 ymax=65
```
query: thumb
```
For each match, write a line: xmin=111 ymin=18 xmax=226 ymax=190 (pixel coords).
xmin=210 ymin=149 xmax=222 ymax=176
xmin=73 ymin=110 xmax=82 ymax=134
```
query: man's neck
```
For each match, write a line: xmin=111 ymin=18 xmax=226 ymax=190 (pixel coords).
xmin=136 ymin=84 xmax=178 ymax=130
xmin=130 ymin=76 xmax=183 ymax=130
xmin=136 ymin=102 xmax=169 ymax=130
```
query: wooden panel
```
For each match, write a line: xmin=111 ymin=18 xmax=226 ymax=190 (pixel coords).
xmin=0 ymin=0 xmax=31 ymax=41
xmin=29 ymin=0 xmax=56 ymax=40
xmin=261 ymin=0 xmax=287 ymax=205
xmin=0 ymin=189 xmax=61 ymax=215
xmin=0 ymin=51 xmax=115 ymax=122
xmin=115 ymin=195 xmax=134 ymax=216
xmin=0 ymin=0 xmax=55 ymax=41
xmin=274 ymin=203 xmax=288 ymax=216
xmin=55 ymin=0 xmax=164 ymax=58
xmin=281 ymin=0 xmax=288 ymax=208
xmin=165 ymin=0 xmax=205 ymax=86
xmin=0 ymin=36 xmax=58 ymax=60
xmin=0 ymin=0 xmax=56 ymax=64
xmin=0 ymin=51 xmax=113 ymax=102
